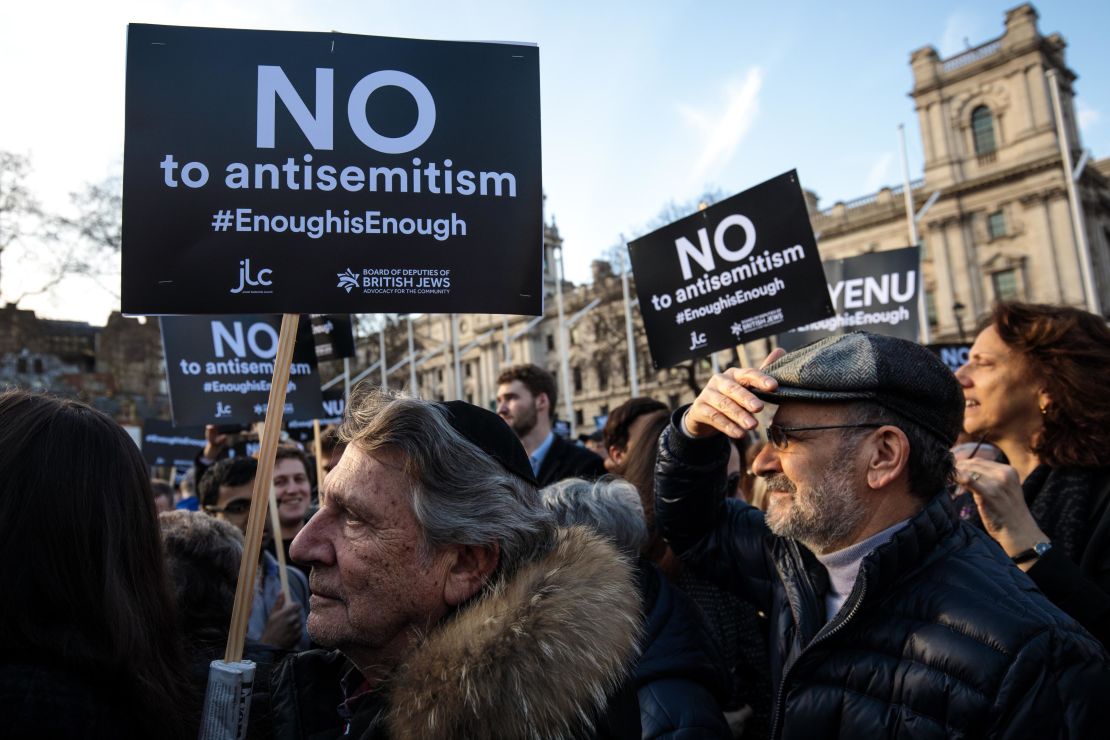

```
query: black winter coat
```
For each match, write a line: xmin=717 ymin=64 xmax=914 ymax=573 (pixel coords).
xmin=634 ymin=559 xmax=731 ymax=739
xmin=1023 ymin=466 xmax=1110 ymax=647
xmin=654 ymin=419 xmax=1110 ymax=740
xmin=536 ymin=434 xmax=607 ymax=487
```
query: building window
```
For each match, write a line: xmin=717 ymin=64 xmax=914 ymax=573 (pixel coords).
xmin=599 ymin=404 xmax=609 ymax=417
xmin=465 ymin=362 xmax=473 ymax=378
xmin=926 ymin=290 xmax=939 ymax=327
xmin=988 ymin=211 xmax=1006 ymax=239
xmin=16 ymin=358 xmax=27 ymax=373
xmin=597 ymin=358 xmax=610 ymax=391
xmin=991 ymin=269 xmax=1020 ymax=302
xmin=574 ymin=409 xmax=584 ymax=428
xmin=546 ymin=333 xmax=555 ymax=351
xmin=971 ymin=106 xmax=996 ymax=156
xmin=573 ymin=366 xmax=583 ymax=392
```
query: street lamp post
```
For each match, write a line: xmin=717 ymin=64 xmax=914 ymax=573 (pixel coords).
xmin=952 ymin=301 xmax=967 ymax=342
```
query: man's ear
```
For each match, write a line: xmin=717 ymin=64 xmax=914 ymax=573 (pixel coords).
xmin=865 ymin=426 xmax=909 ymax=491
xmin=443 ymin=543 xmax=500 ymax=606
xmin=535 ymin=392 xmax=550 ymax=416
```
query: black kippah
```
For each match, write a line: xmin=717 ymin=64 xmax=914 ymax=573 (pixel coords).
xmin=437 ymin=400 xmax=537 ymax=487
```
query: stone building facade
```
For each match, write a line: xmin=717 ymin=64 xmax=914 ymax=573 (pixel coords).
xmin=354 ymin=3 xmax=1108 ymax=436
xmin=0 ymin=303 xmax=167 ymax=422
xmin=812 ymin=3 xmax=1110 ymax=339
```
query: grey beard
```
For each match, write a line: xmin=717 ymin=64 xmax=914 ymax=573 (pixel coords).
xmin=763 ymin=471 xmax=867 ymax=554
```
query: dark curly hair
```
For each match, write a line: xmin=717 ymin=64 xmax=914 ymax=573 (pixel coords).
xmin=990 ymin=302 xmax=1110 ymax=468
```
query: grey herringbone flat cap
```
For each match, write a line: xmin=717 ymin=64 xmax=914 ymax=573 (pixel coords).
xmin=751 ymin=332 xmax=964 ymax=445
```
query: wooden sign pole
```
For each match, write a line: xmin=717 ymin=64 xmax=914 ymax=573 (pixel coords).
xmin=266 ymin=480 xmax=293 ymax=603
xmin=224 ymin=313 xmax=300 ymax=664
xmin=313 ymin=418 xmax=325 ymax=488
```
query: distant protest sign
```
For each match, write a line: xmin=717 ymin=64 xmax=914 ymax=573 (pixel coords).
xmin=776 ymin=246 xmax=921 ymax=351
xmin=123 ymin=24 xmax=542 ymax=316
xmin=141 ymin=418 xmax=206 ymax=469
xmin=287 ymin=387 xmax=346 ymax=443
xmin=928 ymin=343 xmax=973 ymax=373
xmin=628 ymin=171 xmax=833 ymax=368
xmin=310 ymin=314 xmax=356 ymax=361
xmin=161 ymin=315 xmax=323 ymax=426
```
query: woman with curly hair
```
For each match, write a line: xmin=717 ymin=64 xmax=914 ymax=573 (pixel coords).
xmin=955 ymin=301 xmax=1110 ymax=646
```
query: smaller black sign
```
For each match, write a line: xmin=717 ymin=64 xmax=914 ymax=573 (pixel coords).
xmin=161 ymin=314 xmax=324 ymax=426
xmin=777 ymin=246 xmax=921 ymax=351
xmin=141 ymin=418 xmax=206 ymax=469
xmin=628 ymin=170 xmax=833 ymax=368
xmin=310 ymin=314 xmax=356 ymax=361
xmin=928 ymin=343 xmax=972 ymax=373
xmin=286 ymin=387 xmax=346 ymax=443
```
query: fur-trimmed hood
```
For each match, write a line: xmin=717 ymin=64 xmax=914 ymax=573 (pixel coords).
xmin=385 ymin=525 xmax=642 ymax=739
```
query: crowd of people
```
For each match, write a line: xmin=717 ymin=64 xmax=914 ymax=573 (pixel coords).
xmin=1 ymin=300 xmax=1109 ymax=739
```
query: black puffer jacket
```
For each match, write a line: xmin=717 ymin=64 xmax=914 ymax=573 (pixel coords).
xmin=634 ymin=559 xmax=731 ymax=739
xmin=654 ymin=419 xmax=1110 ymax=740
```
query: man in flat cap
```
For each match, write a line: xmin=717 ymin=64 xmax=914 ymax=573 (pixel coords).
xmin=655 ymin=332 xmax=1110 ymax=739
xmin=271 ymin=389 xmax=642 ymax=739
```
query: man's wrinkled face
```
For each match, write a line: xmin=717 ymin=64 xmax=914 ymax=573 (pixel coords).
xmin=754 ymin=403 xmax=869 ymax=554
xmin=290 ymin=445 xmax=452 ymax=667
xmin=496 ymin=380 xmax=540 ymax=438
xmin=273 ymin=457 xmax=311 ymax=528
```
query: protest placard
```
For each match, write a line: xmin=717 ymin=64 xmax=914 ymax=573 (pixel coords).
xmin=140 ymin=418 xmax=207 ymax=470
xmin=310 ymin=314 xmax=356 ymax=361
xmin=160 ymin=314 xmax=323 ymax=426
xmin=123 ymin=24 xmax=542 ymax=316
xmin=286 ymin=386 xmax=345 ymax=443
xmin=628 ymin=171 xmax=833 ymax=368
xmin=776 ymin=246 xmax=921 ymax=351
xmin=928 ymin=343 xmax=973 ymax=373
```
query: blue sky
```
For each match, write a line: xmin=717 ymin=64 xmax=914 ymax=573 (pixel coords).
xmin=2 ymin=0 xmax=1107 ymax=323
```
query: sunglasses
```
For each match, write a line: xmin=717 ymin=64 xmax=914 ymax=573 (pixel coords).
xmin=205 ymin=499 xmax=252 ymax=516
xmin=767 ymin=423 xmax=882 ymax=450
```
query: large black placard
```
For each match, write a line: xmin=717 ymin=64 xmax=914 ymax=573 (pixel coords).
xmin=123 ymin=24 xmax=542 ymax=316
xmin=161 ymin=314 xmax=324 ymax=426
xmin=628 ymin=171 xmax=833 ymax=368
xmin=776 ymin=246 xmax=921 ymax=351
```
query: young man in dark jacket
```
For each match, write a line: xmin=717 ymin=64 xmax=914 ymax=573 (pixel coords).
xmin=656 ymin=332 xmax=1110 ymax=739
xmin=496 ymin=363 xmax=607 ymax=486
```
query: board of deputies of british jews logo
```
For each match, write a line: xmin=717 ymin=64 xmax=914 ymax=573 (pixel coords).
xmin=335 ymin=267 xmax=453 ymax=295
xmin=230 ymin=258 xmax=274 ymax=294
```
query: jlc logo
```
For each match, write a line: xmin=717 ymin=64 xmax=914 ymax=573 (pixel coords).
xmin=688 ymin=331 xmax=708 ymax=350
xmin=230 ymin=258 xmax=273 ymax=294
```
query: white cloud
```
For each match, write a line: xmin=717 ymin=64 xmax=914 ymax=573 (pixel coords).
xmin=863 ymin=152 xmax=894 ymax=193
xmin=1078 ymin=101 xmax=1101 ymax=133
xmin=679 ymin=66 xmax=763 ymax=188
